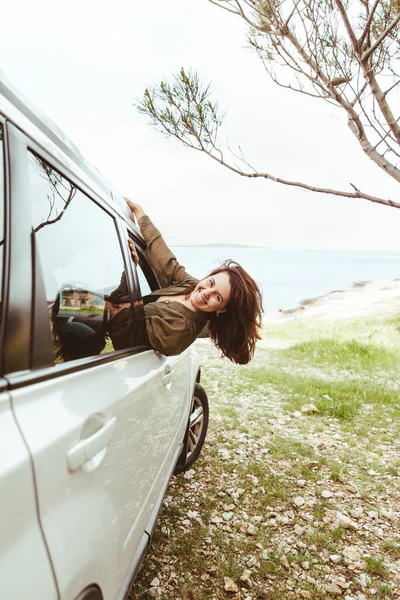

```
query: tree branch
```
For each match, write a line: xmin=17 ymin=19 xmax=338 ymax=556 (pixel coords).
xmin=203 ymin=145 xmax=400 ymax=209
xmin=358 ymin=0 xmax=380 ymax=49
xmin=362 ymin=13 xmax=400 ymax=62
xmin=333 ymin=0 xmax=360 ymax=53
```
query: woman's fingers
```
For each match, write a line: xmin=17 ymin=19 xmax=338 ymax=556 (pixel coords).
xmin=124 ymin=197 xmax=136 ymax=211
xmin=128 ymin=239 xmax=139 ymax=265
xmin=124 ymin=197 xmax=144 ymax=217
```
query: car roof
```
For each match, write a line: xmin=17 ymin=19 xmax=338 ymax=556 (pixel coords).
xmin=0 ymin=69 xmax=141 ymax=237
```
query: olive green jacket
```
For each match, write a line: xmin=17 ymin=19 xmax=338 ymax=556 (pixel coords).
xmin=139 ymin=215 xmax=208 ymax=355
xmin=107 ymin=216 xmax=208 ymax=355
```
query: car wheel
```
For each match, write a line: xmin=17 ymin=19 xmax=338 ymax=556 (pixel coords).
xmin=174 ymin=383 xmax=209 ymax=474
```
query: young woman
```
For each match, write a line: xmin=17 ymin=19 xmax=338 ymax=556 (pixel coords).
xmin=107 ymin=199 xmax=263 ymax=365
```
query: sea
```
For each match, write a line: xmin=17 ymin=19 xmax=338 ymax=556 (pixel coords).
xmin=171 ymin=246 xmax=400 ymax=313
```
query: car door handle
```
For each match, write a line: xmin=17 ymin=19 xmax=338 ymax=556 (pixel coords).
xmin=67 ymin=417 xmax=117 ymax=472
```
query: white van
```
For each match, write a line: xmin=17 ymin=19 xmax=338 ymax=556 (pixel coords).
xmin=0 ymin=71 xmax=208 ymax=600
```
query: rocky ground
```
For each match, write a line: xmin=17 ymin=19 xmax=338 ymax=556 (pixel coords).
xmin=131 ymin=301 xmax=400 ymax=600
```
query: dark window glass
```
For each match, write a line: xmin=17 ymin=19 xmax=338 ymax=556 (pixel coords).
xmin=28 ymin=152 xmax=136 ymax=362
xmin=136 ymin=257 xmax=152 ymax=297
xmin=0 ymin=125 xmax=4 ymax=308
xmin=129 ymin=237 xmax=158 ymax=296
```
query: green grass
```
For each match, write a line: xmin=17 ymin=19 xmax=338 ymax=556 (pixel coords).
xmin=267 ymin=436 xmax=317 ymax=460
xmin=242 ymin=366 xmax=400 ymax=421
xmin=381 ymin=540 xmax=400 ymax=560
xmin=281 ymin=338 xmax=399 ymax=372
xmin=364 ymin=556 xmax=389 ymax=578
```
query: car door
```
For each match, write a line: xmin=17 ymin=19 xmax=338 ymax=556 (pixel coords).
xmin=0 ymin=120 xmax=58 ymax=600
xmin=5 ymin=126 xmax=177 ymax=600
xmin=132 ymin=245 xmax=192 ymax=475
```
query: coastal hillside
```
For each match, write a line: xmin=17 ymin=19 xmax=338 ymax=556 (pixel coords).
xmin=133 ymin=280 xmax=400 ymax=600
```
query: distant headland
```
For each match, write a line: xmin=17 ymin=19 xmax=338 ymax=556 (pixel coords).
xmin=172 ymin=242 xmax=272 ymax=249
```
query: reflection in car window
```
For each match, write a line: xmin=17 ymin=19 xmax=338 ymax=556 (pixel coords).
xmin=0 ymin=125 xmax=3 ymax=309
xmin=28 ymin=152 xmax=134 ymax=362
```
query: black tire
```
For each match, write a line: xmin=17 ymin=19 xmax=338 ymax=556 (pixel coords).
xmin=174 ymin=383 xmax=209 ymax=474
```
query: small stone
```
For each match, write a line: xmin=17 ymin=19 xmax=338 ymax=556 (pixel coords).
xmin=183 ymin=469 xmax=195 ymax=480
xmin=303 ymin=513 xmax=314 ymax=522
xmin=301 ymin=404 xmax=320 ymax=415
xmin=211 ymin=516 xmax=223 ymax=524
xmin=181 ymin=519 xmax=190 ymax=527
xmin=280 ymin=555 xmax=290 ymax=570
xmin=204 ymin=537 xmax=212 ymax=545
xmin=247 ymin=556 xmax=257 ymax=568
xmin=187 ymin=510 xmax=199 ymax=519
xmin=247 ymin=524 xmax=258 ymax=536
xmin=357 ymin=573 xmax=371 ymax=590
xmin=321 ymin=490 xmax=333 ymax=498
xmin=294 ymin=496 xmax=305 ymax=507
xmin=301 ymin=561 xmax=310 ymax=570
xmin=224 ymin=577 xmax=239 ymax=593
xmin=342 ymin=546 xmax=363 ymax=562
xmin=277 ymin=515 xmax=289 ymax=524
xmin=150 ymin=577 xmax=160 ymax=587
xmin=252 ymin=516 xmax=263 ymax=523
xmin=330 ymin=554 xmax=342 ymax=564
xmin=335 ymin=512 xmax=358 ymax=530
xmin=294 ymin=524 xmax=305 ymax=535
xmin=351 ymin=508 xmax=363 ymax=519
xmin=325 ymin=583 xmax=342 ymax=595
xmin=248 ymin=474 xmax=259 ymax=485
xmin=240 ymin=569 xmax=252 ymax=587
xmin=219 ymin=449 xmax=231 ymax=460
xmin=261 ymin=549 xmax=269 ymax=560
xmin=299 ymin=592 xmax=312 ymax=599
xmin=297 ymin=479 xmax=306 ymax=487
xmin=147 ymin=588 xmax=161 ymax=598
xmin=223 ymin=512 xmax=234 ymax=521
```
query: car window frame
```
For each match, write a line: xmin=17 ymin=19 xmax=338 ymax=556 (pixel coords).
xmin=0 ymin=117 xmax=9 ymax=379
xmin=128 ymin=234 xmax=160 ymax=296
xmin=4 ymin=124 xmax=150 ymax=389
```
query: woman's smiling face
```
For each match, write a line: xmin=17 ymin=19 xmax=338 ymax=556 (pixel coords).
xmin=189 ymin=272 xmax=231 ymax=313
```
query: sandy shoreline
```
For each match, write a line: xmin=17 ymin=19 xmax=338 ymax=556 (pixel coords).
xmin=266 ymin=277 xmax=400 ymax=322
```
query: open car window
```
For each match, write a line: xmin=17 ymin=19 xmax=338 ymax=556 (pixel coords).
xmin=28 ymin=152 xmax=138 ymax=362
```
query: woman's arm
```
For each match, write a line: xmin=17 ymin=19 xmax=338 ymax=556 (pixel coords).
xmin=124 ymin=198 xmax=195 ymax=288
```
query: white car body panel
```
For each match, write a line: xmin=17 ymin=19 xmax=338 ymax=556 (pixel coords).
xmin=11 ymin=350 xmax=191 ymax=599
xmin=0 ymin=392 xmax=58 ymax=599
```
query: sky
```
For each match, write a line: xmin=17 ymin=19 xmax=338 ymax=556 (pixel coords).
xmin=2 ymin=0 xmax=400 ymax=249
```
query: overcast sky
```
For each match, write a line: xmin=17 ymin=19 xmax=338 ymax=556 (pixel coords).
xmin=2 ymin=0 xmax=400 ymax=249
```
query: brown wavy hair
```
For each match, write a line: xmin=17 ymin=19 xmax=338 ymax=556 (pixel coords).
xmin=206 ymin=261 xmax=263 ymax=364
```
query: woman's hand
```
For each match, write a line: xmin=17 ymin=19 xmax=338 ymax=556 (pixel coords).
xmin=128 ymin=238 xmax=139 ymax=266
xmin=124 ymin=197 xmax=146 ymax=221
